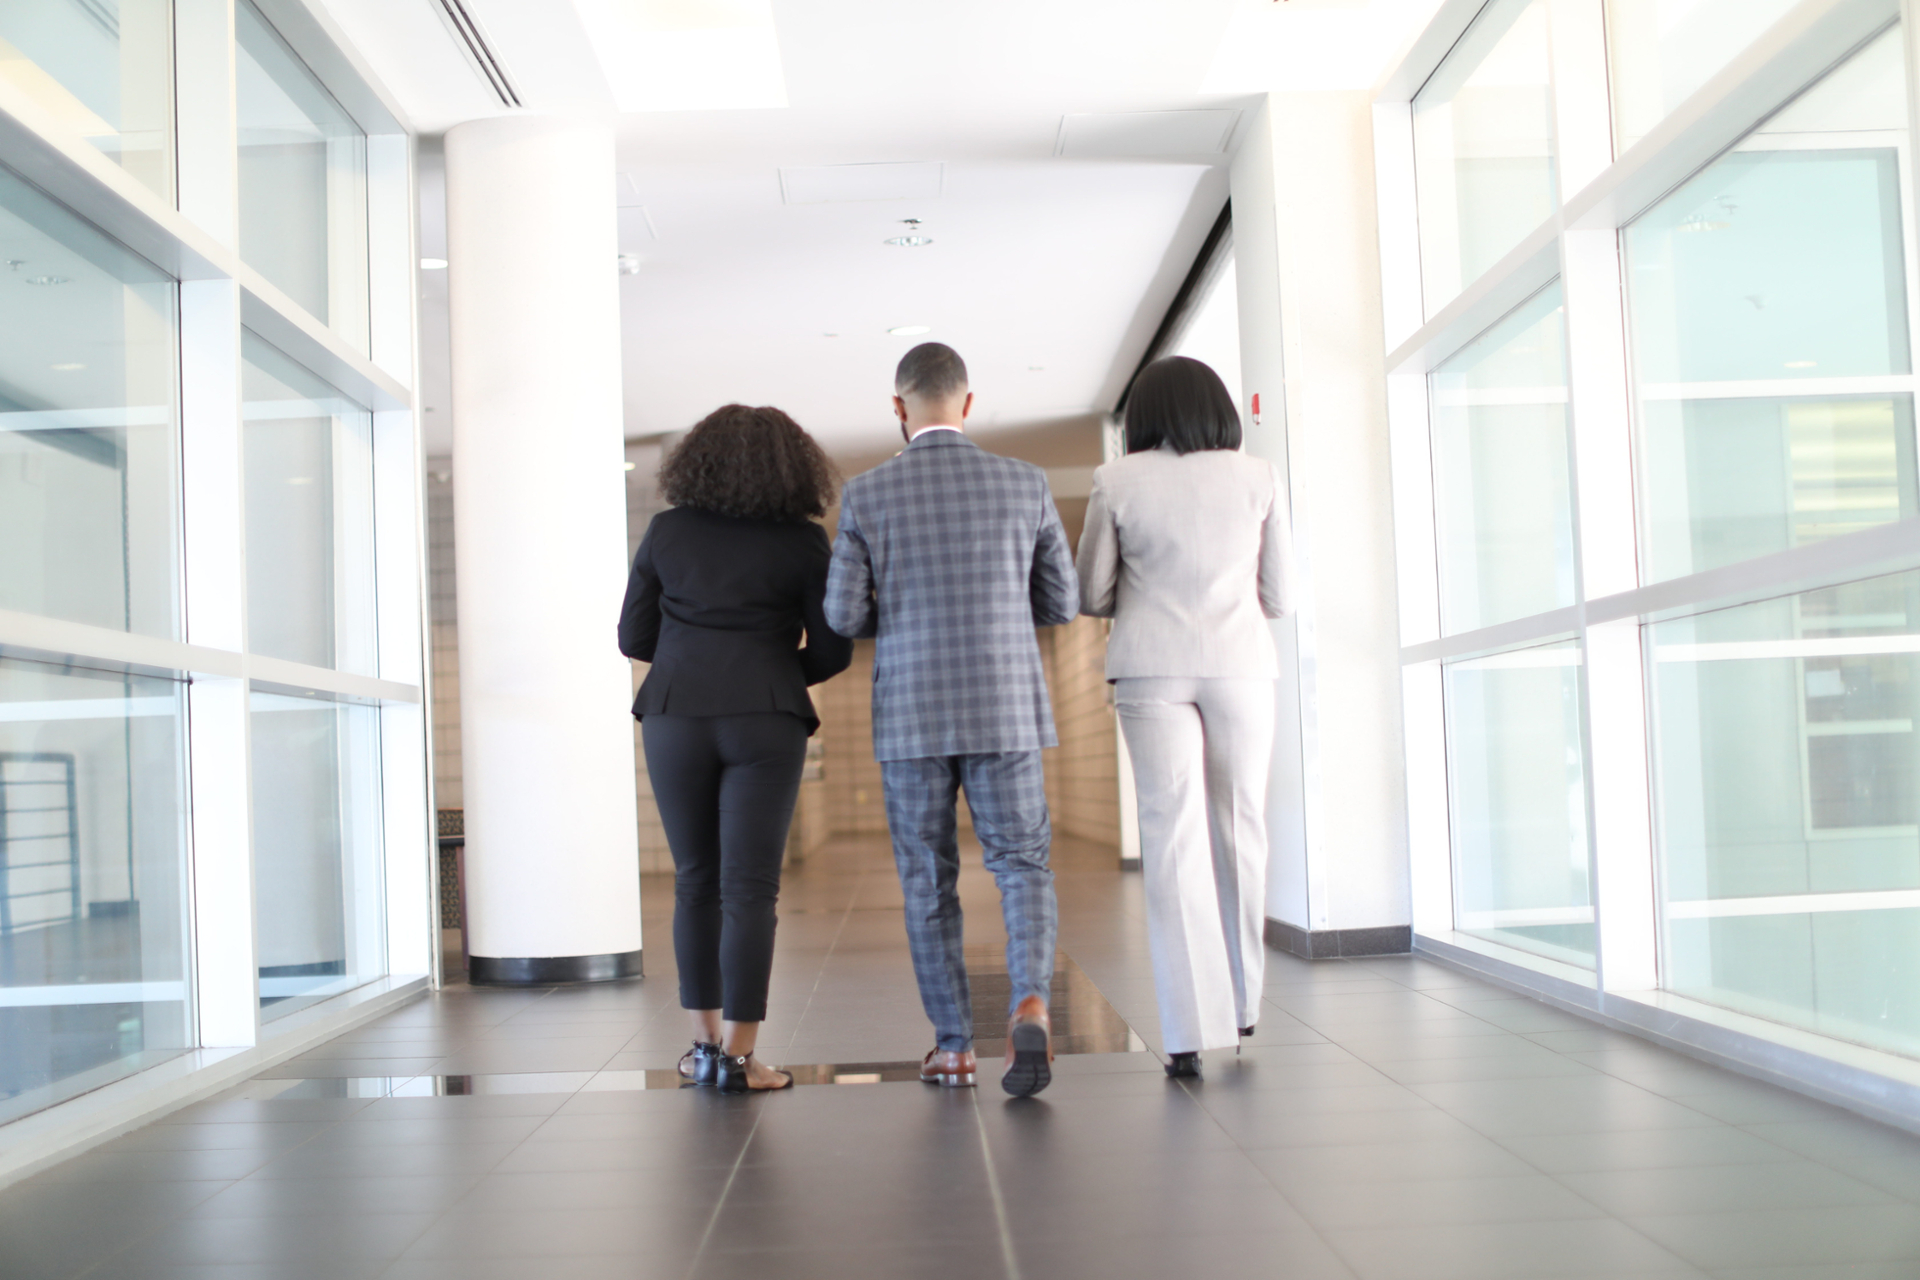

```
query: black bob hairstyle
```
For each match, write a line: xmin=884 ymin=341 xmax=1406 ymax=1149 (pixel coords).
xmin=1123 ymin=355 xmax=1242 ymax=455
xmin=658 ymin=403 xmax=839 ymax=523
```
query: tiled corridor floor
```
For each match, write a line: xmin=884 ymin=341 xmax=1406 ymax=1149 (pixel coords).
xmin=8 ymin=836 xmax=1920 ymax=1278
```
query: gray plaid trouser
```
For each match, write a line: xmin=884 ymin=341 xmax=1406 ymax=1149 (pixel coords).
xmin=881 ymin=751 xmax=1058 ymax=1052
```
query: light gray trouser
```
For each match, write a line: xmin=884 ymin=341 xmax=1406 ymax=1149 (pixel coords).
xmin=1116 ymin=677 xmax=1275 ymax=1055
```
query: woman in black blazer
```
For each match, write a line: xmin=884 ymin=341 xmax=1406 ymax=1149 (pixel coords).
xmin=618 ymin=405 xmax=853 ymax=1092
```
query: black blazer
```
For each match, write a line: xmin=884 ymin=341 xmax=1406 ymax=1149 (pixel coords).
xmin=617 ymin=507 xmax=854 ymax=734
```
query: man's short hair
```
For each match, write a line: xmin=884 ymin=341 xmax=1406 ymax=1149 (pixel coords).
xmin=894 ymin=342 xmax=969 ymax=401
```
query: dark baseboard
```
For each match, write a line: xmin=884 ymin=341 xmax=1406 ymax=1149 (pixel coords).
xmin=1264 ymin=919 xmax=1412 ymax=960
xmin=469 ymin=949 xmax=644 ymax=986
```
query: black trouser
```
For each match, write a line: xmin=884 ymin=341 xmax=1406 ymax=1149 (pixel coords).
xmin=642 ymin=712 xmax=807 ymax=1023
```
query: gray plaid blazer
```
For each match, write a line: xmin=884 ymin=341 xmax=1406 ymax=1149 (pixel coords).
xmin=826 ymin=430 xmax=1079 ymax=762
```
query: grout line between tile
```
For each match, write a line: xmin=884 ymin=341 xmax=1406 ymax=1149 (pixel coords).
xmin=971 ymin=1090 xmax=1022 ymax=1280
xmin=684 ymin=1096 xmax=769 ymax=1280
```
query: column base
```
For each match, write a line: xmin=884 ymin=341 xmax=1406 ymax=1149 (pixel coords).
xmin=1264 ymin=919 xmax=1411 ymax=960
xmin=468 ymin=949 xmax=644 ymax=985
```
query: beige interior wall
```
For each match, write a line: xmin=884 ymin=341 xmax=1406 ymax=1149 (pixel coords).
xmin=814 ymin=642 xmax=889 ymax=838
xmin=1041 ymin=615 xmax=1121 ymax=850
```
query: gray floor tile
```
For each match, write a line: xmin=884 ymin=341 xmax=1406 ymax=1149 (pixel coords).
xmin=164 ymin=1099 xmax=376 ymax=1125
xmin=256 ymin=1058 xmax=447 ymax=1080
xmin=1557 ymin=1162 xmax=1898 ymax=1217
xmin=385 ymin=1259 xmax=709 ymax=1280
xmin=343 ymin=1094 xmax=569 ymax=1120
xmin=454 ymin=1167 xmax=739 ymax=1212
xmin=33 ymin=1147 xmax=280 ymax=1183
xmin=1009 ymin=1228 xmax=1360 ymax=1280
xmin=1411 ymin=1076 xmax=1731 ymax=1136
xmin=397 ymin=1205 xmax=707 ymax=1260
xmin=1249 ymin=1134 xmax=1539 ymax=1184
xmin=83 ymin=1260 xmax=390 ymax=1280
xmin=1320 ymin=1218 xmax=1704 ymax=1280
xmin=247 ymin=1141 xmax=521 ymax=1181
xmin=1497 ymin=1127 xmax=1805 ymax=1173
xmin=1206 ymin=1102 xmax=1485 ymax=1150
xmin=1627 ymin=1204 xmax=1920 ymax=1269
xmin=1707 ymin=1265 xmax=1920 ymax=1279
xmin=103 ymin=1121 xmax=335 ymax=1153
xmin=694 ymin=1236 xmax=1015 ymax=1280
xmin=0 ymin=1213 xmax=169 ymax=1280
xmin=186 ymin=1175 xmax=483 ymax=1218
xmin=1336 ymin=1032 xmax=1572 ymax=1064
xmin=1283 ymin=1173 xmax=1606 ymax=1228
xmin=290 ymin=1114 xmax=548 ymax=1148
xmin=492 ymin=1136 xmax=750 ymax=1173
xmin=130 ymin=1212 xmax=439 ymax=1264
xmin=1739 ymin=1119 xmax=1920 ymax=1169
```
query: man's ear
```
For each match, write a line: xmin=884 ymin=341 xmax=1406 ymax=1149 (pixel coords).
xmin=891 ymin=394 xmax=908 ymax=423
xmin=961 ymin=391 xmax=974 ymax=422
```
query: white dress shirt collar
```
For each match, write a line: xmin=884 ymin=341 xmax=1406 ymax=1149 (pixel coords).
xmin=908 ymin=424 xmax=964 ymax=441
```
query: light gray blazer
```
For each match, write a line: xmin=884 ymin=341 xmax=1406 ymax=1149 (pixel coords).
xmin=1075 ymin=446 xmax=1294 ymax=679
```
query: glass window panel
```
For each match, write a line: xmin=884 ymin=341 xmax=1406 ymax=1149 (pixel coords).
xmin=242 ymin=332 xmax=376 ymax=674
xmin=1446 ymin=640 xmax=1595 ymax=969
xmin=1431 ymin=282 xmax=1575 ymax=633
xmin=1652 ymin=569 xmax=1920 ymax=1056
xmin=0 ymin=163 xmax=179 ymax=637
xmin=1413 ymin=0 xmax=1556 ymax=312
xmin=250 ymin=689 xmax=383 ymax=1021
xmin=235 ymin=0 xmax=368 ymax=352
xmin=0 ymin=0 xmax=173 ymax=200
xmin=1607 ymin=0 xmax=1802 ymax=151
xmin=1626 ymin=27 xmax=1916 ymax=583
xmin=0 ymin=657 xmax=188 ymax=1125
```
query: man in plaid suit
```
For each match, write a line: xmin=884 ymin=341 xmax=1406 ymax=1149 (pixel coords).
xmin=826 ymin=342 xmax=1079 ymax=1097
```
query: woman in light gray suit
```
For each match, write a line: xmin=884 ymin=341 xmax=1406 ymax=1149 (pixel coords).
xmin=1076 ymin=356 xmax=1294 ymax=1079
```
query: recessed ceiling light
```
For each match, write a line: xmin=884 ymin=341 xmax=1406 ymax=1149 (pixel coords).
xmin=623 ymin=462 xmax=637 ymax=471
xmin=885 ymin=217 xmax=933 ymax=248
xmin=26 ymin=275 xmax=69 ymax=286
xmin=50 ymin=362 xmax=85 ymax=371
xmin=420 ymin=258 xmax=448 ymax=270
xmin=888 ymin=325 xmax=931 ymax=337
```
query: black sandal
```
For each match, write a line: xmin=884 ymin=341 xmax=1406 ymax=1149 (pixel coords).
xmin=714 ymin=1052 xmax=793 ymax=1093
xmin=678 ymin=1041 xmax=720 ymax=1086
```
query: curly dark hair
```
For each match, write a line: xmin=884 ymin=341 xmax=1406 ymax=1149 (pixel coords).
xmin=658 ymin=404 xmax=838 ymax=523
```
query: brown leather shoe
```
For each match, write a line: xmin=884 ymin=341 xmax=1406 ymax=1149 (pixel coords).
xmin=919 ymin=1047 xmax=977 ymax=1088
xmin=1001 ymin=995 xmax=1053 ymax=1097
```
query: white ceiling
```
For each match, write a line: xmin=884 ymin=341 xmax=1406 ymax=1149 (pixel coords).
xmin=315 ymin=0 xmax=1441 ymax=458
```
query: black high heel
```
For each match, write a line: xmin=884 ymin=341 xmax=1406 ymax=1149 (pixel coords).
xmin=1165 ymin=1052 xmax=1202 ymax=1079
xmin=678 ymin=1041 xmax=721 ymax=1086
xmin=714 ymin=1052 xmax=793 ymax=1093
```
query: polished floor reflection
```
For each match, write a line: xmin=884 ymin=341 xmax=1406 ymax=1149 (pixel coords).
xmin=6 ymin=835 xmax=1920 ymax=1278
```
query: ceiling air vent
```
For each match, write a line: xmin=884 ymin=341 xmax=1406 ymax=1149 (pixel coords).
xmin=433 ymin=0 xmax=522 ymax=109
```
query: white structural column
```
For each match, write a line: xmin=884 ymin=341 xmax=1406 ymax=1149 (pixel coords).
xmin=445 ymin=114 xmax=643 ymax=983
xmin=1231 ymin=95 xmax=1412 ymax=956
